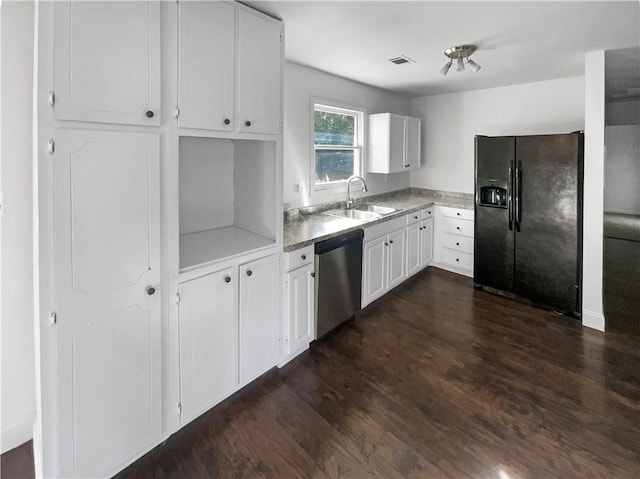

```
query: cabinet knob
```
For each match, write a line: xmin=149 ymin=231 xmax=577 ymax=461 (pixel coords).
xmin=456 ymin=226 xmax=460 ymax=230
xmin=145 ymin=110 xmax=154 ymax=118
xmin=457 ymin=212 xmax=461 ymax=216
xmin=146 ymin=286 xmax=156 ymax=295
xmin=456 ymin=242 xmax=460 ymax=246
xmin=224 ymin=118 xmax=231 ymax=125
xmin=389 ymin=240 xmax=394 ymax=244
xmin=456 ymin=258 xmax=460 ymax=262
xmin=406 ymin=164 xmax=411 ymax=167
xmin=246 ymin=270 xmax=253 ymax=277
xmin=428 ymin=211 xmax=432 ymax=214
xmin=384 ymin=242 xmax=389 ymax=246
xmin=245 ymin=120 xmax=252 ymax=127
xmin=301 ymin=254 xmax=306 ymax=260
xmin=310 ymin=272 xmax=316 ymax=278
xmin=224 ymin=276 xmax=231 ymax=283
xmin=414 ymin=216 xmax=418 ymax=219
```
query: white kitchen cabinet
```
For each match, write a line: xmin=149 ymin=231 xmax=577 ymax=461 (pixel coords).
xmin=239 ymin=254 xmax=281 ymax=385
xmin=432 ymin=206 xmax=474 ymax=277
xmin=237 ymin=9 xmax=283 ymax=134
xmin=178 ymin=1 xmax=235 ymax=131
xmin=362 ymin=217 xmax=407 ymax=307
xmin=52 ymin=0 xmax=161 ymax=126
xmin=406 ymin=208 xmax=434 ymax=277
xmin=284 ymin=255 xmax=315 ymax=360
xmin=177 ymin=2 xmax=282 ymax=134
xmin=52 ymin=129 xmax=161 ymax=478
xmin=368 ymin=113 xmax=421 ymax=174
xmin=178 ymin=267 xmax=236 ymax=426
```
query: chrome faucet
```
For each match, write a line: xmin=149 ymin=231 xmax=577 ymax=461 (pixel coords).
xmin=346 ymin=175 xmax=368 ymax=208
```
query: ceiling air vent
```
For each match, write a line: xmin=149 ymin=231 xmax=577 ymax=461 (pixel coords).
xmin=388 ymin=55 xmax=416 ymax=65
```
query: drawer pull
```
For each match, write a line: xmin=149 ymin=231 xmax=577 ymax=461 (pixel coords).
xmin=224 ymin=276 xmax=231 ymax=283
xmin=456 ymin=258 xmax=460 ymax=262
xmin=389 ymin=240 xmax=394 ymax=244
xmin=456 ymin=226 xmax=460 ymax=230
xmin=246 ymin=270 xmax=253 ymax=277
xmin=301 ymin=254 xmax=306 ymax=260
xmin=456 ymin=242 xmax=460 ymax=246
xmin=457 ymin=212 xmax=461 ymax=216
xmin=414 ymin=216 xmax=418 ymax=219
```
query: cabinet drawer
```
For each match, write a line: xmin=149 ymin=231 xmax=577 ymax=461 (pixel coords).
xmin=441 ymin=216 xmax=474 ymax=237
xmin=441 ymin=248 xmax=473 ymax=270
xmin=422 ymin=207 xmax=434 ymax=220
xmin=365 ymin=216 xmax=405 ymax=241
xmin=442 ymin=232 xmax=474 ymax=253
xmin=440 ymin=206 xmax=474 ymax=221
xmin=284 ymin=245 xmax=314 ymax=271
xmin=406 ymin=211 xmax=422 ymax=225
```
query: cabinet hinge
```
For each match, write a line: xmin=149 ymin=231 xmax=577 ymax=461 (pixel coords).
xmin=176 ymin=292 xmax=181 ymax=304
xmin=48 ymin=139 xmax=55 ymax=155
xmin=177 ymin=402 xmax=182 ymax=415
xmin=175 ymin=106 xmax=180 ymax=120
xmin=49 ymin=91 xmax=55 ymax=108
xmin=49 ymin=311 xmax=57 ymax=327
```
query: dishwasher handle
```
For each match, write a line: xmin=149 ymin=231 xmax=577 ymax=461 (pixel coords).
xmin=315 ymin=229 xmax=364 ymax=255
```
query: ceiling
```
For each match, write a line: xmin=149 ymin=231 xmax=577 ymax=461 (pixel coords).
xmin=242 ymin=1 xmax=640 ymax=98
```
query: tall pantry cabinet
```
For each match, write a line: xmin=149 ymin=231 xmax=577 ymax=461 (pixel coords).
xmin=34 ymin=2 xmax=284 ymax=478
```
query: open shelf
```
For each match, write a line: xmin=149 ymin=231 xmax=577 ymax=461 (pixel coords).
xmin=179 ymin=226 xmax=274 ymax=271
xmin=179 ymin=136 xmax=277 ymax=271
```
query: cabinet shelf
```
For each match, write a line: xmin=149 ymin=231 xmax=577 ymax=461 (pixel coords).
xmin=180 ymin=226 xmax=274 ymax=272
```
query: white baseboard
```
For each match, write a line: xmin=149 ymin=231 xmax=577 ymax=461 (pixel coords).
xmin=1 ymin=412 xmax=34 ymax=454
xmin=582 ymin=309 xmax=605 ymax=331
xmin=430 ymin=262 xmax=473 ymax=278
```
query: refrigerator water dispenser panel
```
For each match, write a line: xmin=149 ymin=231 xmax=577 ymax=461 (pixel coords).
xmin=478 ymin=179 xmax=508 ymax=208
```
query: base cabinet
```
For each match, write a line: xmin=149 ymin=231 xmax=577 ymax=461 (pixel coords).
xmin=178 ymin=267 xmax=237 ymax=424
xmin=239 ymin=254 xmax=281 ymax=385
xmin=432 ymin=206 xmax=474 ymax=277
xmin=285 ymin=263 xmax=315 ymax=353
xmin=177 ymin=253 xmax=279 ymax=425
xmin=407 ymin=208 xmax=434 ymax=277
xmin=362 ymin=217 xmax=406 ymax=307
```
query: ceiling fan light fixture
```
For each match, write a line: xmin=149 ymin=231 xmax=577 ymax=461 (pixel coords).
xmin=441 ymin=44 xmax=481 ymax=75
xmin=440 ymin=60 xmax=453 ymax=76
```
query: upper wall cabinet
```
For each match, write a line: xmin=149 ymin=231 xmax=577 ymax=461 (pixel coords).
xmin=52 ymin=1 xmax=161 ymax=126
xmin=178 ymin=3 xmax=283 ymax=135
xmin=368 ymin=113 xmax=421 ymax=174
xmin=178 ymin=1 xmax=235 ymax=132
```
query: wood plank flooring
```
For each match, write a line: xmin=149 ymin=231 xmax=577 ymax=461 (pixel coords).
xmin=3 ymin=267 xmax=640 ymax=478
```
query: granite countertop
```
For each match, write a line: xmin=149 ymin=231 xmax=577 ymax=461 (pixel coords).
xmin=283 ymin=189 xmax=474 ymax=251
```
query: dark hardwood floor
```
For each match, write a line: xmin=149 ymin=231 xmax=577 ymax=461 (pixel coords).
xmin=3 ymin=267 xmax=640 ymax=478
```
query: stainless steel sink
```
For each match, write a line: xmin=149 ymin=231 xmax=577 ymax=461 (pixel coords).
xmin=323 ymin=209 xmax=381 ymax=221
xmin=355 ymin=204 xmax=400 ymax=216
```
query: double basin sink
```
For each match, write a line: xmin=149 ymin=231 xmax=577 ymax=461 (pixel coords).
xmin=323 ymin=204 xmax=401 ymax=222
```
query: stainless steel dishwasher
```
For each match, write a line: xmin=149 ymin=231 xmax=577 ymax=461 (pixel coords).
xmin=315 ymin=229 xmax=364 ymax=339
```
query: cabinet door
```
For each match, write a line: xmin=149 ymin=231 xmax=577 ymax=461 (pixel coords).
xmin=363 ymin=236 xmax=387 ymax=306
xmin=53 ymin=1 xmax=160 ymax=126
xmin=237 ymin=9 xmax=282 ymax=134
xmin=405 ymin=117 xmax=421 ymax=170
xmin=406 ymin=222 xmax=421 ymax=277
xmin=178 ymin=1 xmax=234 ymax=131
xmin=388 ymin=115 xmax=406 ymax=173
xmin=239 ymin=254 xmax=280 ymax=385
xmin=387 ymin=228 xmax=406 ymax=289
xmin=53 ymin=129 xmax=161 ymax=477
xmin=420 ymin=217 xmax=434 ymax=267
xmin=178 ymin=268 xmax=236 ymax=425
xmin=285 ymin=263 xmax=314 ymax=355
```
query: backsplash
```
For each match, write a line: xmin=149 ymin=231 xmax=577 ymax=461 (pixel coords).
xmin=284 ymin=188 xmax=473 ymax=221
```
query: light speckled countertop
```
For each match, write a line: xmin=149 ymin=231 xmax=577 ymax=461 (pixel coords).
xmin=284 ymin=189 xmax=473 ymax=251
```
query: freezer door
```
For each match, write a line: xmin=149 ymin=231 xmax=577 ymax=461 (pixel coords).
xmin=474 ymin=136 xmax=515 ymax=292
xmin=514 ymin=133 xmax=582 ymax=315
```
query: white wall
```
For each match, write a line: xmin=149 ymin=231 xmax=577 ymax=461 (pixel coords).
xmin=1 ymin=0 xmax=36 ymax=452
xmin=410 ymin=76 xmax=585 ymax=193
xmin=604 ymin=125 xmax=640 ymax=215
xmin=283 ymin=61 xmax=412 ymax=208
xmin=583 ymin=51 xmax=606 ymax=331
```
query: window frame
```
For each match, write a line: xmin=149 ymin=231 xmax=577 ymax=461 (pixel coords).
xmin=310 ymin=100 xmax=366 ymax=193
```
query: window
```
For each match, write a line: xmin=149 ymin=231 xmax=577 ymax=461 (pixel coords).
xmin=313 ymin=103 xmax=364 ymax=188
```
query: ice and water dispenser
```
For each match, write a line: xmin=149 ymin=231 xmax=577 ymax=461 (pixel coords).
xmin=478 ymin=178 xmax=508 ymax=208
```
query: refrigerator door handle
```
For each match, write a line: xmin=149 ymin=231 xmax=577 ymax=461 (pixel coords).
xmin=508 ymin=165 xmax=513 ymax=231
xmin=515 ymin=161 xmax=522 ymax=228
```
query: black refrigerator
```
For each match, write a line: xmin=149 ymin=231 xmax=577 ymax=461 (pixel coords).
xmin=474 ymin=132 xmax=584 ymax=317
